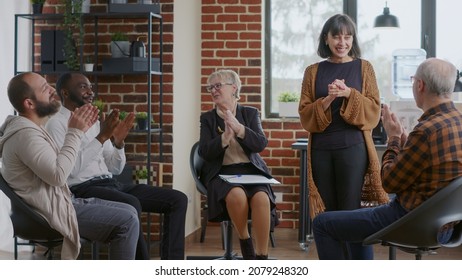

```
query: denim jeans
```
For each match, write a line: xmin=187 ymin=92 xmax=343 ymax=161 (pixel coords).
xmin=313 ymin=198 xmax=408 ymax=259
xmin=71 ymin=178 xmax=188 ymax=260
xmin=73 ymin=197 xmax=139 ymax=260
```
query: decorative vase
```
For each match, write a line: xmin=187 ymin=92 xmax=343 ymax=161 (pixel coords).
xmin=137 ymin=119 xmax=148 ymax=130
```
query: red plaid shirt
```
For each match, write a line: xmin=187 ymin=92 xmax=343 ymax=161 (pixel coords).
xmin=381 ymin=102 xmax=462 ymax=211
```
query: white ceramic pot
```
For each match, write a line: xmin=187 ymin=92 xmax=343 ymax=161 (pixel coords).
xmin=138 ymin=179 xmax=148 ymax=185
xmin=278 ymin=102 xmax=299 ymax=118
xmin=82 ymin=0 xmax=91 ymax=13
xmin=84 ymin=63 xmax=94 ymax=72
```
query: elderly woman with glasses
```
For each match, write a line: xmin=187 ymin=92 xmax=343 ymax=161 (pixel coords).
xmin=198 ymin=69 xmax=277 ymax=260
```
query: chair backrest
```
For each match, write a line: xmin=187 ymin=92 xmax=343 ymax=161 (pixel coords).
xmin=364 ymin=176 xmax=462 ymax=248
xmin=189 ymin=141 xmax=207 ymax=196
xmin=0 ymin=173 xmax=62 ymax=241
xmin=113 ymin=164 xmax=134 ymax=185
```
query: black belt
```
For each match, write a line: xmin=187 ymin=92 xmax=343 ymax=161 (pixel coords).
xmin=88 ymin=175 xmax=112 ymax=182
xmin=71 ymin=175 xmax=113 ymax=190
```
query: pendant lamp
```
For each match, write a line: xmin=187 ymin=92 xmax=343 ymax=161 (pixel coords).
xmin=374 ymin=2 xmax=399 ymax=28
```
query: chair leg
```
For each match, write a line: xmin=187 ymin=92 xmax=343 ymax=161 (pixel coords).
xmin=14 ymin=236 xmax=18 ymax=260
xmin=186 ymin=220 xmax=239 ymax=260
xmin=270 ymin=231 xmax=276 ymax=248
xmin=200 ymin=208 xmax=207 ymax=243
xmin=45 ymin=248 xmax=54 ymax=260
xmin=92 ymin=241 xmax=99 ymax=260
xmin=222 ymin=221 xmax=235 ymax=260
xmin=221 ymin=221 xmax=226 ymax=250
xmin=388 ymin=246 xmax=396 ymax=260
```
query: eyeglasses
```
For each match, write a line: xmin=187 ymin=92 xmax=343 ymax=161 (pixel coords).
xmin=206 ymin=82 xmax=233 ymax=93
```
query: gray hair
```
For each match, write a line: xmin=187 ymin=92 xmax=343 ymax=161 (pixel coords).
xmin=416 ymin=58 xmax=457 ymax=98
xmin=207 ymin=69 xmax=242 ymax=99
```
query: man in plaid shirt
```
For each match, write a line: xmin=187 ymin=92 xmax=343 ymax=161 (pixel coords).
xmin=312 ymin=58 xmax=462 ymax=259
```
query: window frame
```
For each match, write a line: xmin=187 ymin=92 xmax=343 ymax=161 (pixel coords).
xmin=264 ymin=0 xmax=436 ymax=118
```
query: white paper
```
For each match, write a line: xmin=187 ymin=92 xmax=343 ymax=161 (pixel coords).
xmin=219 ymin=174 xmax=281 ymax=185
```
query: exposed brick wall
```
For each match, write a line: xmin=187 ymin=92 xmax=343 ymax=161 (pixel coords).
xmin=35 ymin=0 xmax=175 ymax=244
xmin=201 ymin=0 xmax=307 ymax=229
xmin=36 ymin=0 xmax=306 ymax=232
xmin=38 ymin=0 xmax=174 ymax=178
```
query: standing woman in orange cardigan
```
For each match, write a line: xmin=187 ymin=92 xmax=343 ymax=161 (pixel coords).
xmin=298 ymin=14 xmax=388 ymax=259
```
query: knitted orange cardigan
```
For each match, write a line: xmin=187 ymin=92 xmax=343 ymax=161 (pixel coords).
xmin=299 ymin=59 xmax=390 ymax=219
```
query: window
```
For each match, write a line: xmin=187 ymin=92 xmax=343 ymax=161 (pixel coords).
xmin=436 ymin=0 xmax=462 ymax=98
xmin=357 ymin=0 xmax=421 ymax=103
xmin=265 ymin=0 xmax=342 ymax=118
xmin=265 ymin=0 xmax=455 ymax=117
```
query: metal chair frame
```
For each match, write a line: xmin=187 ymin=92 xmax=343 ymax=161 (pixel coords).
xmin=363 ymin=177 xmax=462 ymax=260
xmin=186 ymin=141 xmax=275 ymax=260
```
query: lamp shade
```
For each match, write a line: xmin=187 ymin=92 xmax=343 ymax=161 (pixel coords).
xmin=374 ymin=6 xmax=399 ymax=28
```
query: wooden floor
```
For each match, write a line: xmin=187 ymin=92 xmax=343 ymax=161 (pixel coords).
xmin=2 ymin=225 xmax=462 ymax=260
xmin=185 ymin=225 xmax=462 ymax=260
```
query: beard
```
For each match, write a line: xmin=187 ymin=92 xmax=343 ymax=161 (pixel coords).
xmin=68 ymin=89 xmax=87 ymax=107
xmin=35 ymin=99 xmax=61 ymax=118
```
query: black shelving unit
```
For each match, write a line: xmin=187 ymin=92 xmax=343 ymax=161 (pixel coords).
xmin=14 ymin=11 xmax=164 ymax=255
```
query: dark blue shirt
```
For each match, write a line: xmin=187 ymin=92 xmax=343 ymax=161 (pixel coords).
xmin=312 ymin=59 xmax=364 ymax=150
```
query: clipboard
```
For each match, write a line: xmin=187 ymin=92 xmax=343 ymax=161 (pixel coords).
xmin=219 ymin=174 xmax=281 ymax=185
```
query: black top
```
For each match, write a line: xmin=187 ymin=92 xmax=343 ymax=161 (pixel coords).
xmin=312 ymin=59 xmax=364 ymax=150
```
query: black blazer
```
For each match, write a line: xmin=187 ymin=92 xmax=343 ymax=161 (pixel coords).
xmin=198 ymin=104 xmax=270 ymax=185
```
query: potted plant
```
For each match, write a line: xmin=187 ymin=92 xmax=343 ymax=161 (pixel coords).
xmin=135 ymin=167 xmax=148 ymax=184
xmin=135 ymin=112 xmax=148 ymax=130
xmin=84 ymin=56 xmax=94 ymax=72
xmin=111 ymin=32 xmax=130 ymax=58
xmin=30 ymin=0 xmax=46 ymax=14
xmin=119 ymin=111 xmax=127 ymax=120
xmin=61 ymin=0 xmax=85 ymax=71
xmin=93 ymin=99 xmax=104 ymax=116
xmin=278 ymin=91 xmax=300 ymax=118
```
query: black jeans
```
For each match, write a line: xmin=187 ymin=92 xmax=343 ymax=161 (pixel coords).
xmin=311 ymin=142 xmax=368 ymax=211
xmin=311 ymin=142 xmax=368 ymax=258
xmin=71 ymin=178 xmax=187 ymax=260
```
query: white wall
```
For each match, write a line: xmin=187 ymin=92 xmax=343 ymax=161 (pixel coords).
xmin=0 ymin=1 xmax=30 ymax=122
xmin=172 ymin=0 xmax=202 ymax=237
xmin=0 ymin=0 xmax=30 ymax=253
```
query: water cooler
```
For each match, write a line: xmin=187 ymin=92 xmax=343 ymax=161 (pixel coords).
xmin=389 ymin=49 xmax=427 ymax=132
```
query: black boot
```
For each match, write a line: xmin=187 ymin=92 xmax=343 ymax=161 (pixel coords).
xmin=239 ymin=238 xmax=256 ymax=260
xmin=256 ymin=254 xmax=268 ymax=260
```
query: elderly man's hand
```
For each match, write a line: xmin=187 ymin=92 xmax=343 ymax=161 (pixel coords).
xmin=381 ymin=104 xmax=403 ymax=139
